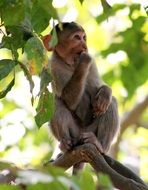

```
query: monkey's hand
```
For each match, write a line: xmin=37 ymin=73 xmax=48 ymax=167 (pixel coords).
xmin=79 ymin=52 xmax=92 ymax=64
xmin=59 ymin=136 xmax=73 ymax=152
xmin=75 ymin=52 xmax=92 ymax=69
xmin=93 ymin=85 xmax=112 ymax=117
xmin=80 ymin=132 xmax=103 ymax=153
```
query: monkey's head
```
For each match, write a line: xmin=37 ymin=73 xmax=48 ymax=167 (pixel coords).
xmin=43 ymin=22 xmax=88 ymax=64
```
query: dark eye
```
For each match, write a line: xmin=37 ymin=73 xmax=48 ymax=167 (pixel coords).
xmin=83 ymin=35 xmax=86 ymax=41
xmin=74 ymin=34 xmax=81 ymax=40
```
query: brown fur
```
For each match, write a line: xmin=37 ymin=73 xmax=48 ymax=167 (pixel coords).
xmin=44 ymin=22 xmax=119 ymax=171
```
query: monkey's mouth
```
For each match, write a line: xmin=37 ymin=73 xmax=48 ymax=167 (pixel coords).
xmin=76 ymin=50 xmax=87 ymax=55
xmin=76 ymin=52 xmax=82 ymax=56
xmin=74 ymin=49 xmax=87 ymax=62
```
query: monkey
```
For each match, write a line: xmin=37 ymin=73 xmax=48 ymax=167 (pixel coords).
xmin=43 ymin=22 xmax=119 ymax=173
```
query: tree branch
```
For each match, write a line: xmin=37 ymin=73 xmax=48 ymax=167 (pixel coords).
xmin=111 ymin=95 xmax=148 ymax=157
xmin=136 ymin=120 xmax=148 ymax=129
xmin=121 ymin=95 xmax=148 ymax=133
xmin=48 ymin=143 xmax=148 ymax=190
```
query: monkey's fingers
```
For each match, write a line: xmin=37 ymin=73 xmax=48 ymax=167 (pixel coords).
xmin=93 ymin=107 xmax=104 ymax=117
xmin=59 ymin=138 xmax=72 ymax=151
xmin=80 ymin=132 xmax=103 ymax=153
xmin=94 ymin=140 xmax=104 ymax=153
xmin=79 ymin=52 xmax=92 ymax=64
xmin=100 ymin=101 xmax=110 ymax=113
xmin=59 ymin=142 xmax=66 ymax=151
xmin=83 ymin=139 xmax=103 ymax=153
xmin=93 ymin=98 xmax=105 ymax=112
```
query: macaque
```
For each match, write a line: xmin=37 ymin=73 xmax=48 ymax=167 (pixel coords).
xmin=43 ymin=22 xmax=119 ymax=172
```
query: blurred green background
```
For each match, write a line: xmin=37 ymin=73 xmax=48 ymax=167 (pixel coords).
xmin=0 ymin=0 xmax=148 ymax=189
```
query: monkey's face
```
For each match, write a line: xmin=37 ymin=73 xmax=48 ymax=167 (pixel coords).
xmin=67 ymin=30 xmax=87 ymax=53
xmin=55 ymin=30 xmax=88 ymax=63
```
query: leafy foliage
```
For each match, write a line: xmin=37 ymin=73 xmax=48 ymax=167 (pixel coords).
xmin=0 ymin=59 xmax=16 ymax=80
xmin=0 ymin=0 xmax=147 ymax=131
xmin=0 ymin=78 xmax=15 ymax=99
xmin=96 ymin=4 xmax=126 ymax=23
xmin=24 ymin=37 xmax=46 ymax=75
xmin=0 ymin=0 xmax=58 ymax=126
xmin=0 ymin=0 xmax=148 ymax=188
xmin=1 ymin=0 xmax=25 ymax=26
xmin=98 ymin=4 xmax=148 ymax=98
xmin=0 ymin=161 xmax=113 ymax=190
xmin=35 ymin=88 xmax=55 ymax=128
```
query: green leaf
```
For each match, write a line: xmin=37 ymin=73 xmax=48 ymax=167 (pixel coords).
xmin=0 ymin=161 xmax=14 ymax=170
xmin=0 ymin=59 xmax=16 ymax=80
xmin=31 ymin=4 xmax=51 ymax=33
xmin=0 ymin=1 xmax=4 ymax=7
xmin=4 ymin=26 xmax=24 ymax=49
xmin=2 ymin=24 xmax=33 ymax=52
xmin=0 ymin=78 xmax=15 ymax=99
xmin=144 ymin=5 xmax=148 ymax=15
xmin=35 ymin=88 xmax=55 ymax=128
xmin=79 ymin=170 xmax=95 ymax=190
xmin=49 ymin=27 xmax=58 ymax=48
xmin=100 ymin=13 xmax=147 ymax=98
xmin=28 ymin=182 xmax=67 ymax=190
xmin=100 ymin=0 xmax=112 ymax=14
xmin=102 ymin=70 xmax=116 ymax=86
xmin=0 ymin=185 xmax=20 ymax=190
xmin=129 ymin=3 xmax=141 ymax=17
xmin=0 ymin=43 xmax=4 ymax=49
xmin=96 ymin=4 xmax=126 ymax=23
xmin=2 ymin=36 xmax=19 ymax=59
xmin=31 ymin=0 xmax=58 ymax=33
xmin=79 ymin=0 xmax=85 ymax=4
xmin=121 ymin=61 xmax=148 ymax=98
xmin=38 ymin=0 xmax=58 ymax=19
xmin=98 ymin=173 xmax=113 ymax=188
xmin=24 ymin=37 xmax=46 ymax=75
xmin=1 ymin=0 xmax=25 ymax=25
xmin=18 ymin=62 xmax=34 ymax=104
xmin=40 ymin=66 xmax=52 ymax=93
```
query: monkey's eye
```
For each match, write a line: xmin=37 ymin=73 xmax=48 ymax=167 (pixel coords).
xmin=83 ymin=35 xmax=86 ymax=41
xmin=74 ymin=34 xmax=81 ymax=40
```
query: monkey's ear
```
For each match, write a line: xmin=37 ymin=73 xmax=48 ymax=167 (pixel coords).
xmin=42 ymin=34 xmax=54 ymax=51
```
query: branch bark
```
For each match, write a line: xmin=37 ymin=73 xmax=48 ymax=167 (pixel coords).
xmin=111 ymin=95 xmax=148 ymax=157
xmin=47 ymin=143 xmax=148 ymax=190
xmin=121 ymin=95 xmax=148 ymax=134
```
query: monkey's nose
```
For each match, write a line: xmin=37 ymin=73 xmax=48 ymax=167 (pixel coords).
xmin=81 ymin=42 xmax=87 ymax=50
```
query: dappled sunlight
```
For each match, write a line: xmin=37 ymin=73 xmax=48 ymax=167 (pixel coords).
xmin=106 ymin=51 xmax=127 ymax=65
xmin=0 ymin=0 xmax=148 ymax=188
xmin=63 ymin=8 xmax=78 ymax=22
xmin=0 ymin=124 xmax=25 ymax=150
xmin=52 ymin=0 xmax=68 ymax=8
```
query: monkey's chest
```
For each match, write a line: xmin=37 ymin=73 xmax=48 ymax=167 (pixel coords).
xmin=75 ymin=91 xmax=93 ymax=126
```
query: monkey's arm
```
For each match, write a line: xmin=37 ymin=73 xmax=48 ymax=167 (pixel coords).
xmin=52 ymin=53 xmax=91 ymax=110
xmin=87 ymin=62 xmax=112 ymax=117
xmin=93 ymin=85 xmax=112 ymax=117
xmin=62 ymin=57 xmax=91 ymax=110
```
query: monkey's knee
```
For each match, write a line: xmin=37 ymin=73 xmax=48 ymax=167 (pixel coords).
xmin=49 ymin=119 xmax=61 ymax=140
xmin=93 ymin=97 xmax=119 ymax=153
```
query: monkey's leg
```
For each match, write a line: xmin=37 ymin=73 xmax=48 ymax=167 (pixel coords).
xmin=50 ymin=97 xmax=81 ymax=150
xmin=86 ymin=96 xmax=119 ymax=153
xmin=50 ymin=98 xmax=84 ymax=174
